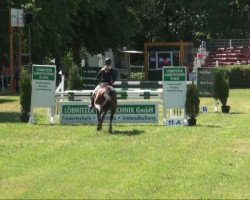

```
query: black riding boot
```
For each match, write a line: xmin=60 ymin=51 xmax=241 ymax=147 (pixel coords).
xmin=88 ymin=95 xmax=94 ymax=110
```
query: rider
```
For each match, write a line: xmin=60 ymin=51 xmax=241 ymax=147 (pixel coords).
xmin=88 ymin=57 xmax=116 ymax=110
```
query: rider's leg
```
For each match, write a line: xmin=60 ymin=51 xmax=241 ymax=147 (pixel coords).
xmin=88 ymin=85 xmax=100 ymax=109
xmin=88 ymin=94 xmax=95 ymax=110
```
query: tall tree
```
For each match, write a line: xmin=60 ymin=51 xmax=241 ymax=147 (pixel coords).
xmin=26 ymin=0 xmax=79 ymax=65
xmin=1 ymin=0 xmax=249 ymax=70
xmin=132 ymin=0 xmax=250 ymax=45
xmin=0 ymin=0 xmax=10 ymax=66
xmin=70 ymin=0 xmax=138 ymax=64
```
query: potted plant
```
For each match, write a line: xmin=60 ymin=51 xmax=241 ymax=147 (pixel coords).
xmin=213 ymin=68 xmax=230 ymax=113
xmin=20 ymin=68 xmax=32 ymax=122
xmin=185 ymin=82 xmax=200 ymax=126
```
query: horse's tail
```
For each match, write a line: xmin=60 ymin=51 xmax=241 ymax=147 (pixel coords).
xmin=102 ymin=86 xmax=117 ymax=111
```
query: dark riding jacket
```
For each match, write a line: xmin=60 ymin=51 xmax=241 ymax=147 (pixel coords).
xmin=96 ymin=67 xmax=116 ymax=86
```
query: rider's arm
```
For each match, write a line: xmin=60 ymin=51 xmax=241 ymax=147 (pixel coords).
xmin=111 ymin=69 xmax=116 ymax=84
xmin=96 ymin=70 xmax=103 ymax=80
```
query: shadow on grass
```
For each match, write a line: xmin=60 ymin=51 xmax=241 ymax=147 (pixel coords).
xmin=213 ymin=111 xmax=245 ymax=115
xmin=111 ymin=129 xmax=144 ymax=136
xmin=229 ymin=112 xmax=245 ymax=115
xmin=199 ymin=124 xmax=222 ymax=128
xmin=0 ymin=98 xmax=17 ymax=104
xmin=0 ymin=112 xmax=20 ymax=123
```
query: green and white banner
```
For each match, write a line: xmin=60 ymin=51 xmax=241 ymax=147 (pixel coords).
xmin=197 ymin=67 xmax=215 ymax=97
xmin=58 ymin=101 xmax=159 ymax=124
xmin=162 ymin=67 xmax=186 ymax=109
xmin=31 ymin=65 xmax=56 ymax=107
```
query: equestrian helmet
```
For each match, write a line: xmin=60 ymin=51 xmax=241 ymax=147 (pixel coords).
xmin=105 ymin=57 xmax=111 ymax=65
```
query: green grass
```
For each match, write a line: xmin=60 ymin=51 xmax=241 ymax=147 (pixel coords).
xmin=0 ymin=89 xmax=249 ymax=199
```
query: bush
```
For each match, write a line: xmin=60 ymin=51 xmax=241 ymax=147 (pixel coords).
xmin=63 ymin=51 xmax=74 ymax=79
xmin=221 ymin=65 xmax=250 ymax=88
xmin=129 ymin=72 xmax=145 ymax=81
xmin=185 ymin=82 xmax=200 ymax=120
xmin=19 ymin=68 xmax=32 ymax=122
xmin=67 ymin=63 xmax=83 ymax=90
xmin=214 ymin=68 xmax=229 ymax=106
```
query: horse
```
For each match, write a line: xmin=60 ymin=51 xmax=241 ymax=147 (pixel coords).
xmin=93 ymin=83 xmax=117 ymax=133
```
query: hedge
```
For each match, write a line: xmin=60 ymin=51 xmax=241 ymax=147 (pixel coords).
xmin=220 ymin=65 xmax=250 ymax=88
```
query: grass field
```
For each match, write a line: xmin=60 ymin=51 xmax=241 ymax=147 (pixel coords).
xmin=0 ymin=89 xmax=249 ymax=199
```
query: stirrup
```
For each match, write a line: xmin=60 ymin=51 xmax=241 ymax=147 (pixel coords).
xmin=88 ymin=104 xmax=94 ymax=110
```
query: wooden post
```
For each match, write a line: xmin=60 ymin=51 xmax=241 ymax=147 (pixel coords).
xmin=9 ymin=8 xmax=14 ymax=92
xmin=18 ymin=28 xmax=22 ymax=68
xmin=144 ymin=43 xmax=148 ymax=80
xmin=180 ymin=40 xmax=185 ymax=65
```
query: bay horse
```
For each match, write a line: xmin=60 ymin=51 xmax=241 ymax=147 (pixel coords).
xmin=93 ymin=83 xmax=117 ymax=133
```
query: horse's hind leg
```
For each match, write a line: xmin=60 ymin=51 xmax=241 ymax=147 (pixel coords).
xmin=108 ymin=110 xmax=115 ymax=134
xmin=108 ymin=92 xmax=117 ymax=134
xmin=97 ymin=110 xmax=107 ymax=131
xmin=97 ymin=122 xmax=102 ymax=131
xmin=96 ymin=110 xmax=102 ymax=131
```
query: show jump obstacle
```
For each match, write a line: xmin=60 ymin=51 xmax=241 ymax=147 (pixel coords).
xmin=29 ymin=65 xmax=188 ymax=126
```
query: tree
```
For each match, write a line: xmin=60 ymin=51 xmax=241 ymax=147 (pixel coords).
xmin=70 ymin=0 xmax=139 ymax=63
xmin=188 ymin=0 xmax=250 ymax=40
xmin=26 ymin=0 xmax=80 ymax=65
xmin=0 ymin=1 xmax=10 ymax=62
xmin=1 ymin=0 xmax=249 ymax=76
